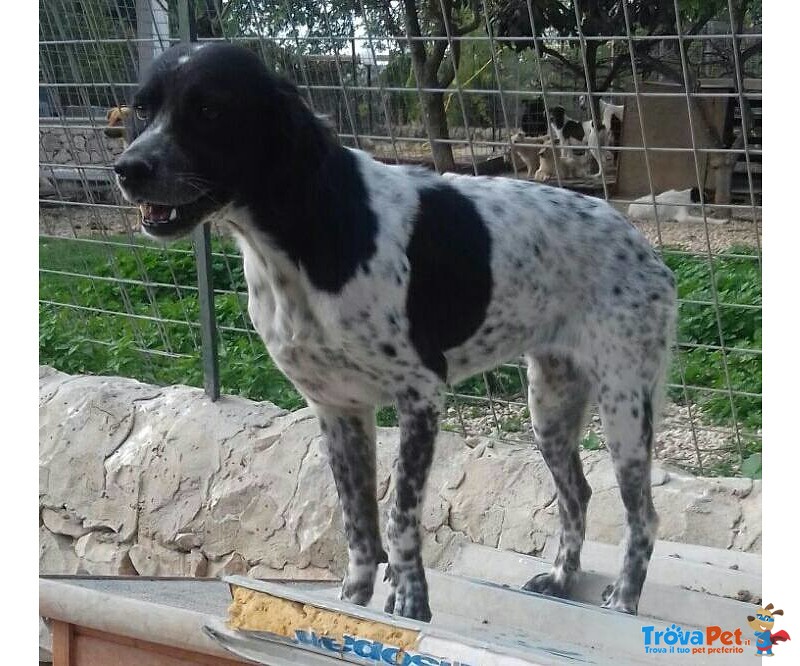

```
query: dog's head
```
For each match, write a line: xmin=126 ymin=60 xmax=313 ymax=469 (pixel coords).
xmin=510 ymin=130 xmax=526 ymax=144
xmin=104 ymin=106 xmax=132 ymax=141
xmin=689 ymin=186 xmax=715 ymax=204
xmin=114 ymin=42 xmax=330 ymax=240
xmin=549 ymin=105 xmax=566 ymax=130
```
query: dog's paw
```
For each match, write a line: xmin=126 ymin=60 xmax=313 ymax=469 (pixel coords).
xmin=383 ymin=565 xmax=432 ymax=622
xmin=601 ymin=583 xmax=638 ymax=615
xmin=522 ymin=572 xmax=570 ymax=598
xmin=340 ymin=575 xmax=374 ymax=606
xmin=339 ymin=561 xmax=380 ymax=606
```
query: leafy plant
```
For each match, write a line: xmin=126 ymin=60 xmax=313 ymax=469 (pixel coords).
xmin=581 ymin=431 xmax=603 ymax=451
xmin=740 ymin=452 xmax=761 ymax=479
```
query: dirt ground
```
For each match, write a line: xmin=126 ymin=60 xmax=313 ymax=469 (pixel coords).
xmin=40 ymin=201 xmax=762 ymax=256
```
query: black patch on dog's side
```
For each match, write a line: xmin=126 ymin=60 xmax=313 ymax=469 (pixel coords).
xmin=689 ymin=187 xmax=714 ymax=204
xmin=405 ymin=185 xmax=493 ymax=380
xmin=550 ymin=105 xmax=585 ymax=142
xmin=562 ymin=120 xmax=585 ymax=143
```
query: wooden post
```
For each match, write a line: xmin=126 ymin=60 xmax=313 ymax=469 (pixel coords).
xmin=51 ymin=621 xmax=73 ymax=666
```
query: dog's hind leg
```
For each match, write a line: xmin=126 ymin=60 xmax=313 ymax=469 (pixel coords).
xmin=598 ymin=368 xmax=662 ymax=614
xmin=384 ymin=387 xmax=440 ymax=622
xmin=315 ymin=404 xmax=385 ymax=606
xmin=522 ymin=353 xmax=593 ymax=599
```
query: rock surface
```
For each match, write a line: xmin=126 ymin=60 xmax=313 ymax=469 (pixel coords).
xmin=39 ymin=366 xmax=761 ymax=580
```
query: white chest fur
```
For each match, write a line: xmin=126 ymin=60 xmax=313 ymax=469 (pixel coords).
xmin=228 ymin=219 xmax=395 ymax=409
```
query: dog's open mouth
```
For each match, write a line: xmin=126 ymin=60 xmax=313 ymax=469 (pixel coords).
xmin=141 ymin=203 xmax=178 ymax=226
xmin=138 ymin=197 xmax=219 ymax=239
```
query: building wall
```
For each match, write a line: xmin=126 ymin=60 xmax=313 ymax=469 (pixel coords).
xmin=616 ymin=83 xmax=726 ymax=198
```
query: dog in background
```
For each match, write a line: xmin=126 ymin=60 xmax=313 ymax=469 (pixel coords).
xmin=509 ymin=131 xmax=548 ymax=179
xmin=627 ymin=187 xmax=715 ymax=223
xmin=534 ymin=140 xmax=582 ymax=182
xmin=510 ymin=131 xmax=587 ymax=182
xmin=579 ymin=95 xmax=625 ymax=150
xmin=104 ymin=106 xmax=132 ymax=144
xmin=549 ymin=105 xmax=610 ymax=178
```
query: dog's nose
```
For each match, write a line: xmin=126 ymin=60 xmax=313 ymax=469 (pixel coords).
xmin=113 ymin=154 xmax=154 ymax=183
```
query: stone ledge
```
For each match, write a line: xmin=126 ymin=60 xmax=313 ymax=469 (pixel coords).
xmin=39 ymin=366 xmax=761 ymax=581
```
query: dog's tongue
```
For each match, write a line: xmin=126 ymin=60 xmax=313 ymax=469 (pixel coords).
xmin=143 ymin=204 xmax=173 ymax=221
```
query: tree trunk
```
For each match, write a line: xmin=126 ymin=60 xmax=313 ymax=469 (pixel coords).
xmin=421 ymin=88 xmax=456 ymax=173
xmin=711 ymin=124 xmax=746 ymax=220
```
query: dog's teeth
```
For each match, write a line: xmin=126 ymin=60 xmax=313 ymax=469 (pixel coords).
xmin=169 ymin=208 xmax=178 ymax=221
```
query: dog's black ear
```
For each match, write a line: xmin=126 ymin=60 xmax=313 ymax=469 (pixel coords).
xmin=549 ymin=106 xmax=566 ymax=128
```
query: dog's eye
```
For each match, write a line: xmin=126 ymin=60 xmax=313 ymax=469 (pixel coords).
xmin=134 ymin=105 xmax=150 ymax=122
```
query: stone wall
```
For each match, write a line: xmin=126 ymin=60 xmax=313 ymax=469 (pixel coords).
xmin=39 ymin=123 xmax=124 ymax=167
xmin=39 ymin=366 xmax=761 ymax=581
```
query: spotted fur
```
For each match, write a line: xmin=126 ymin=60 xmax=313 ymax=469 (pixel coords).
xmin=114 ymin=42 xmax=677 ymax=619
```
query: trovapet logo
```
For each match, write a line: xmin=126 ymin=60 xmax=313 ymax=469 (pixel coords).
xmin=642 ymin=623 xmax=749 ymax=655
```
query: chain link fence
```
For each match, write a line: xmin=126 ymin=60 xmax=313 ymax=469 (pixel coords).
xmin=39 ymin=0 xmax=762 ymax=476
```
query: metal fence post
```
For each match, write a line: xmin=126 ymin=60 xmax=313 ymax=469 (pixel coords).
xmin=178 ymin=0 xmax=221 ymax=401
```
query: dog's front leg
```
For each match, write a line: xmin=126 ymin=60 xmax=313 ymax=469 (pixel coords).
xmin=384 ymin=388 xmax=440 ymax=622
xmin=315 ymin=404 xmax=385 ymax=606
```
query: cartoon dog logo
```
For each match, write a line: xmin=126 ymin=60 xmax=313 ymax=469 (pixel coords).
xmin=747 ymin=603 xmax=791 ymax=656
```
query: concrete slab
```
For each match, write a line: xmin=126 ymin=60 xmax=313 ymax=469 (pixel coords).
xmin=444 ymin=541 xmax=760 ymax=630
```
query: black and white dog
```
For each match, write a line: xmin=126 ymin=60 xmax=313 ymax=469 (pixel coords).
xmin=115 ymin=43 xmax=676 ymax=620
xmin=550 ymin=105 xmax=615 ymax=178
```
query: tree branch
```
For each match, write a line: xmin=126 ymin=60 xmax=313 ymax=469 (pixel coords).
xmin=539 ymin=43 xmax=583 ymax=77
xmin=376 ymin=0 xmax=401 ymax=40
xmin=425 ymin=24 xmax=448 ymax=83
xmin=740 ymin=41 xmax=761 ymax=64
xmin=597 ymin=53 xmax=626 ymax=92
xmin=402 ymin=0 xmax=428 ymax=70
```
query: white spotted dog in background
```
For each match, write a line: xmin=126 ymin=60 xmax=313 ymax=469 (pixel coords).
xmin=627 ymin=187 xmax=714 ymax=223
xmin=549 ymin=105 xmax=610 ymax=178
xmin=114 ymin=43 xmax=677 ymax=620
xmin=579 ymin=95 xmax=625 ymax=164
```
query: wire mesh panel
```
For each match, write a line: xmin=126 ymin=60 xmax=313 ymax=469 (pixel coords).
xmin=39 ymin=0 xmax=762 ymax=477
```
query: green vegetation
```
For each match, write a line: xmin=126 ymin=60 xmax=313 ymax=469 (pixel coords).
xmin=663 ymin=248 xmax=761 ymax=433
xmin=39 ymin=235 xmax=304 ymax=411
xmin=39 ymin=237 xmax=761 ymax=473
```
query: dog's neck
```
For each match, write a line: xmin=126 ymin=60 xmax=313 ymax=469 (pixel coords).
xmin=229 ymin=140 xmax=378 ymax=295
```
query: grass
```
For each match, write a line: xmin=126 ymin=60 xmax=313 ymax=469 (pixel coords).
xmin=39 ymin=235 xmax=762 ymax=474
xmin=662 ymin=247 xmax=762 ymax=432
xmin=39 ymin=234 xmax=305 ymax=410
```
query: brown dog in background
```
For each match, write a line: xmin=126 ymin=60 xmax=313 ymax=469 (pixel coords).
xmin=105 ymin=106 xmax=139 ymax=229
xmin=104 ymin=106 xmax=131 ymax=144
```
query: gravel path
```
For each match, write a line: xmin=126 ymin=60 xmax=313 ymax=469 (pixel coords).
xmin=41 ymin=201 xmax=762 ymax=256
xmin=630 ymin=218 xmax=761 ymax=255
xmin=442 ymin=398 xmax=747 ymax=475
